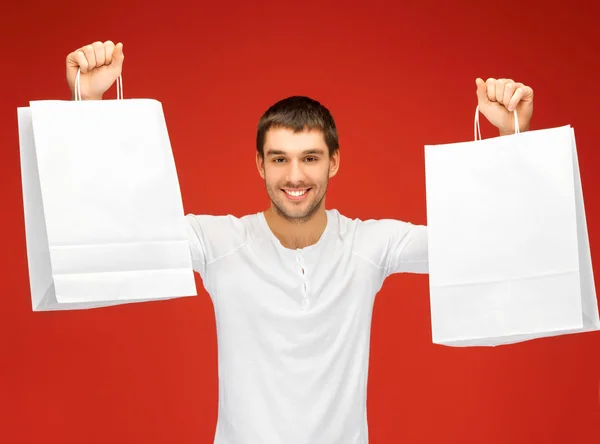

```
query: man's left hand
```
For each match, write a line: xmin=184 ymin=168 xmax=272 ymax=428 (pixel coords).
xmin=476 ymin=78 xmax=534 ymax=136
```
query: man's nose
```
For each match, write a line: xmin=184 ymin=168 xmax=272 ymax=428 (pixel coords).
xmin=285 ymin=159 xmax=305 ymax=185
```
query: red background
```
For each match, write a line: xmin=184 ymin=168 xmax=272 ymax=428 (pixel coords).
xmin=2 ymin=0 xmax=600 ymax=443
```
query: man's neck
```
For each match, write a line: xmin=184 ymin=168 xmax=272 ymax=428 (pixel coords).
xmin=264 ymin=206 xmax=328 ymax=250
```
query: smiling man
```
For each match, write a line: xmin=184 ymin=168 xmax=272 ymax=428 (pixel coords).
xmin=256 ymin=96 xmax=340 ymax=249
xmin=65 ymin=40 xmax=534 ymax=444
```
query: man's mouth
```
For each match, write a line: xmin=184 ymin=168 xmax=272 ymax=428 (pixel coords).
xmin=282 ymin=188 xmax=311 ymax=200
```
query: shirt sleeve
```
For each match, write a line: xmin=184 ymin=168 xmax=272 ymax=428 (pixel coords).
xmin=185 ymin=214 xmax=210 ymax=279
xmin=353 ymin=219 xmax=429 ymax=277
xmin=384 ymin=221 xmax=429 ymax=276
xmin=184 ymin=213 xmax=249 ymax=282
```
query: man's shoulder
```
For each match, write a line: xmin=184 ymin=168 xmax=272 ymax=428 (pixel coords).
xmin=328 ymin=209 xmax=427 ymax=273
xmin=184 ymin=212 xmax=266 ymax=263
xmin=328 ymin=209 xmax=417 ymax=235
xmin=329 ymin=208 xmax=425 ymax=251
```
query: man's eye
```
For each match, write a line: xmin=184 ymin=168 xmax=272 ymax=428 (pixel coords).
xmin=305 ymin=157 xmax=317 ymax=162
xmin=273 ymin=158 xmax=285 ymax=163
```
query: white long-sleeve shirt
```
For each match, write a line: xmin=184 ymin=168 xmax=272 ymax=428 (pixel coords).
xmin=185 ymin=209 xmax=428 ymax=444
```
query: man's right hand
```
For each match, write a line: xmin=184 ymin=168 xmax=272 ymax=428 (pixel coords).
xmin=66 ymin=41 xmax=124 ymax=100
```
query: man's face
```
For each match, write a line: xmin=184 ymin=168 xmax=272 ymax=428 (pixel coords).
xmin=256 ymin=127 xmax=339 ymax=222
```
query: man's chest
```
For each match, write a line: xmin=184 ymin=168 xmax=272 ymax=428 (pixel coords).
xmin=205 ymin=247 xmax=383 ymax=316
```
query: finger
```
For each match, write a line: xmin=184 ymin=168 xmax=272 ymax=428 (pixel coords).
xmin=66 ymin=49 xmax=81 ymax=68
xmin=82 ymin=44 xmax=97 ymax=70
xmin=503 ymin=82 xmax=522 ymax=110
xmin=485 ymin=78 xmax=496 ymax=102
xmin=507 ymin=87 xmax=525 ymax=112
xmin=110 ymin=42 xmax=125 ymax=70
xmin=495 ymin=78 xmax=513 ymax=104
xmin=92 ymin=41 xmax=105 ymax=66
xmin=475 ymin=78 xmax=489 ymax=105
xmin=74 ymin=50 xmax=89 ymax=73
xmin=494 ymin=78 xmax=505 ymax=103
xmin=104 ymin=41 xmax=115 ymax=66
xmin=521 ymin=85 xmax=534 ymax=103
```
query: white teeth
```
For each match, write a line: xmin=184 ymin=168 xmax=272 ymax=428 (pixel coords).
xmin=285 ymin=190 xmax=307 ymax=197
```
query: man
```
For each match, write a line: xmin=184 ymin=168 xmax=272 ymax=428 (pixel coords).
xmin=65 ymin=40 xmax=534 ymax=443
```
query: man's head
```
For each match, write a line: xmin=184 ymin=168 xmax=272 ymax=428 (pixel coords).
xmin=255 ymin=96 xmax=340 ymax=223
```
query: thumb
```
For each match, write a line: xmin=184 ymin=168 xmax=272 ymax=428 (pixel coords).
xmin=110 ymin=42 xmax=125 ymax=71
xmin=475 ymin=78 xmax=489 ymax=107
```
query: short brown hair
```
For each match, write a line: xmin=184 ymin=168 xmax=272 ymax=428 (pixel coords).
xmin=256 ymin=96 xmax=339 ymax=157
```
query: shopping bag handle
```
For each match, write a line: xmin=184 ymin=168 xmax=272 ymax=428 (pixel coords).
xmin=474 ymin=105 xmax=520 ymax=140
xmin=73 ymin=68 xmax=123 ymax=101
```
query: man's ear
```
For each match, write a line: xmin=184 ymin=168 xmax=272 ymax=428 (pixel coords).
xmin=256 ymin=151 xmax=266 ymax=179
xmin=328 ymin=149 xmax=340 ymax=178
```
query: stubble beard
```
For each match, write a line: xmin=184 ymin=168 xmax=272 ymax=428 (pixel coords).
xmin=266 ymin=180 xmax=328 ymax=224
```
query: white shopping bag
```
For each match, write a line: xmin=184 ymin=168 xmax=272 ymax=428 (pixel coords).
xmin=17 ymin=72 xmax=196 ymax=311
xmin=424 ymin=107 xmax=599 ymax=346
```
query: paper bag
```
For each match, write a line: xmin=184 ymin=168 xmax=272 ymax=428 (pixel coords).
xmin=424 ymin=107 xmax=599 ymax=346
xmin=17 ymin=74 xmax=196 ymax=311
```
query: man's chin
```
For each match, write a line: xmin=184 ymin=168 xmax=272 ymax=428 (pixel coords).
xmin=280 ymin=208 xmax=312 ymax=222
xmin=272 ymin=199 xmax=320 ymax=222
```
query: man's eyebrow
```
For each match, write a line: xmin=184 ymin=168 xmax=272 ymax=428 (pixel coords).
xmin=302 ymin=149 xmax=325 ymax=155
xmin=265 ymin=148 xmax=326 ymax=156
xmin=265 ymin=149 xmax=286 ymax=156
